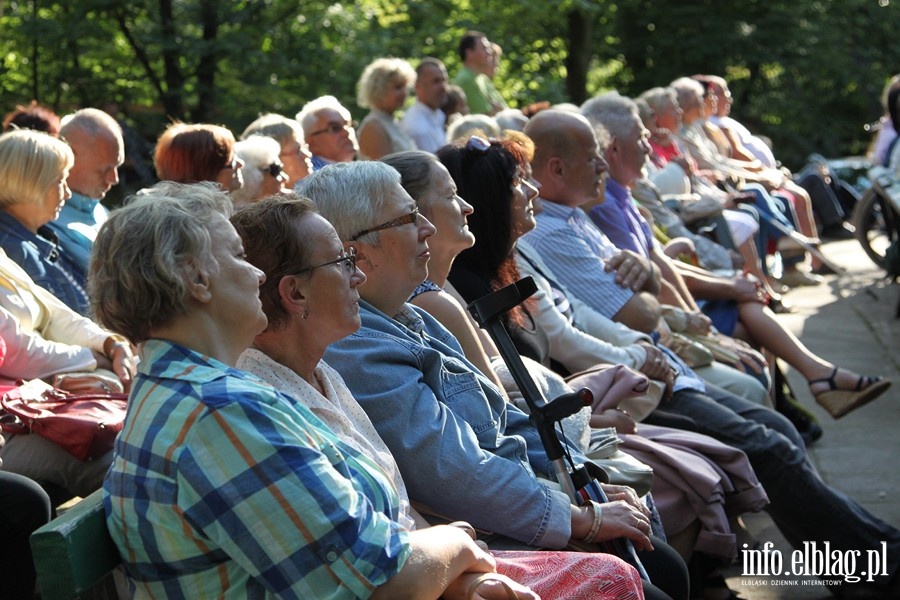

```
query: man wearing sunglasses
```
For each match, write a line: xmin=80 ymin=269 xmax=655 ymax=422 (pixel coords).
xmin=295 ymin=95 xmax=359 ymax=172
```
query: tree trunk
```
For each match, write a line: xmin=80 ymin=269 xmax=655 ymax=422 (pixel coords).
xmin=565 ymin=7 xmax=592 ymax=105
xmin=192 ymin=0 xmax=219 ymax=122
xmin=159 ymin=0 xmax=185 ymax=120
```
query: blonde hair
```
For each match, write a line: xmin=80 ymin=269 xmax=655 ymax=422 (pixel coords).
xmin=240 ymin=113 xmax=304 ymax=145
xmin=0 ymin=129 xmax=74 ymax=208
xmin=357 ymin=58 xmax=416 ymax=109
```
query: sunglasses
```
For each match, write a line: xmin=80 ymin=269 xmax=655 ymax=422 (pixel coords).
xmin=261 ymin=163 xmax=284 ymax=178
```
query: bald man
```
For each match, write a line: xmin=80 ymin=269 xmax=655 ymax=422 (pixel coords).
xmin=52 ymin=108 xmax=124 ymax=277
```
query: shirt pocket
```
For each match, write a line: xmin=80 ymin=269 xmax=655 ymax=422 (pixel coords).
xmin=438 ymin=364 xmax=498 ymax=436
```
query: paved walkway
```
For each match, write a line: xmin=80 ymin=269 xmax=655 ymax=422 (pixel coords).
xmin=723 ymin=237 xmax=900 ymax=599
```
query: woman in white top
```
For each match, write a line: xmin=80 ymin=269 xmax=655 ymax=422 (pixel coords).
xmin=0 ymin=247 xmax=136 ymax=500
xmin=356 ymin=58 xmax=418 ymax=160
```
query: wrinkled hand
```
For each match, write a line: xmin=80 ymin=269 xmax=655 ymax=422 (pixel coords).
xmin=592 ymin=500 xmax=654 ymax=551
xmin=450 ymin=572 xmax=540 ymax=600
xmin=639 ymin=344 xmax=670 ymax=380
xmin=684 ymin=312 xmax=712 ymax=335
xmin=605 ymin=250 xmax=653 ymax=292
xmin=717 ymin=335 xmax=767 ymax=375
xmin=733 ymin=277 xmax=767 ymax=305
xmin=101 ymin=336 xmax=138 ymax=392
xmin=601 ymin=483 xmax=650 ymax=517
xmin=596 ymin=408 xmax=637 ymax=434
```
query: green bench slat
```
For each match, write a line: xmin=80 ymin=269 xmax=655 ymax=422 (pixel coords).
xmin=30 ymin=489 xmax=121 ymax=600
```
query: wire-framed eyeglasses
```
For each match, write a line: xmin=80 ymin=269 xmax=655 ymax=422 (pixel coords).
xmin=349 ymin=207 xmax=419 ymax=241
xmin=308 ymin=120 xmax=357 ymax=137
xmin=293 ymin=247 xmax=356 ymax=275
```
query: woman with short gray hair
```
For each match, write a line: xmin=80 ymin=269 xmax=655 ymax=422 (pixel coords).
xmin=231 ymin=136 xmax=289 ymax=207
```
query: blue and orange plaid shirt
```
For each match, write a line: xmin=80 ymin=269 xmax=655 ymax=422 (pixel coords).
xmin=104 ymin=339 xmax=410 ymax=599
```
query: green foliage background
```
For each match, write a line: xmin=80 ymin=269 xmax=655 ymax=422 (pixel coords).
xmin=2 ymin=0 xmax=898 ymax=170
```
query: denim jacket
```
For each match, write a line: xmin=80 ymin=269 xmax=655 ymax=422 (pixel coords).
xmin=0 ymin=211 xmax=90 ymax=315
xmin=324 ymin=300 xmax=577 ymax=549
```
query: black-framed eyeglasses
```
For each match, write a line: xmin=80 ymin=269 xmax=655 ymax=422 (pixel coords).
xmin=350 ymin=207 xmax=419 ymax=241
xmin=293 ymin=247 xmax=356 ymax=276
xmin=308 ymin=121 xmax=356 ymax=137
xmin=261 ymin=162 xmax=284 ymax=178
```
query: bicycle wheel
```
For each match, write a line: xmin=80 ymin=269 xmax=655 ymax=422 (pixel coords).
xmin=852 ymin=187 xmax=898 ymax=268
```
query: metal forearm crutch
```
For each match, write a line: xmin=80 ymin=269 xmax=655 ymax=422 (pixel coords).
xmin=467 ymin=276 xmax=649 ymax=581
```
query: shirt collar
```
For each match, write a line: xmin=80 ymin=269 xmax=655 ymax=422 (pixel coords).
xmin=359 ymin=299 xmax=425 ymax=337
xmin=605 ymin=178 xmax=631 ymax=205
xmin=393 ymin=303 xmax=425 ymax=334
xmin=414 ymin=100 xmax=444 ymax=118
xmin=65 ymin=192 xmax=101 ymax=211
xmin=537 ymin=196 xmax=583 ymax=219
xmin=139 ymin=338 xmax=260 ymax=385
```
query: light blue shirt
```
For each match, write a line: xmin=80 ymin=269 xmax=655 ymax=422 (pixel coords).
xmin=47 ymin=192 xmax=108 ymax=277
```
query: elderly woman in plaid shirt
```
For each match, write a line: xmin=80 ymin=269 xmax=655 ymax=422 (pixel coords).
xmin=90 ymin=181 xmax=539 ymax=600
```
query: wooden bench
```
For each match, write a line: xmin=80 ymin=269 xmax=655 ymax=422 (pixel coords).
xmin=30 ymin=489 xmax=122 ymax=600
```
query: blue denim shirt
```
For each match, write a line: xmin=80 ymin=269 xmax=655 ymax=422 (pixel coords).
xmin=324 ymin=300 xmax=577 ymax=549
xmin=0 ymin=211 xmax=90 ymax=315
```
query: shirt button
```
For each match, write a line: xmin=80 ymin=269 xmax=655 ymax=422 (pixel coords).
xmin=325 ymin=546 xmax=339 ymax=562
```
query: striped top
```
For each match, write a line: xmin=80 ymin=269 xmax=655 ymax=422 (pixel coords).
xmin=523 ymin=199 xmax=634 ymax=320
xmin=104 ymin=338 xmax=410 ymax=599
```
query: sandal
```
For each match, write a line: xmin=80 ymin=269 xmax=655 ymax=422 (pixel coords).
xmin=809 ymin=368 xmax=892 ymax=419
xmin=767 ymin=296 xmax=796 ymax=314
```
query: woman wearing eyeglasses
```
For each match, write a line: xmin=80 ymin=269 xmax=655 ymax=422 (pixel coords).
xmin=356 ymin=58 xmax=418 ymax=160
xmin=231 ymin=195 xmax=661 ymax=599
xmin=231 ymin=135 xmax=290 ymax=207
xmin=298 ymin=161 xmax=692 ymax=600
xmin=95 ymin=183 xmax=539 ymax=599
xmin=240 ymin=113 xmax=313 ymax=188
xmin=153 ymin=122 xmax=245 ymax=193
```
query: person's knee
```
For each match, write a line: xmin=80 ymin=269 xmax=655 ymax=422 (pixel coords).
xmin=638 ymin=536 xmax=690 ymax=600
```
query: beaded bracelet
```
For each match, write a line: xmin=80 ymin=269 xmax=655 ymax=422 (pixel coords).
xmin=581 ymin=500 xmax=603 ymax=543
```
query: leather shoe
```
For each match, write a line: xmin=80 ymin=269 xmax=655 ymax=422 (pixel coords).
xmin=819 ymin=221 xmax=856 ymax=241
xmin=778 ymin=269 xmax=823 ymax=288
xmin=811 ymin=263 xmax=838 ymax=276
